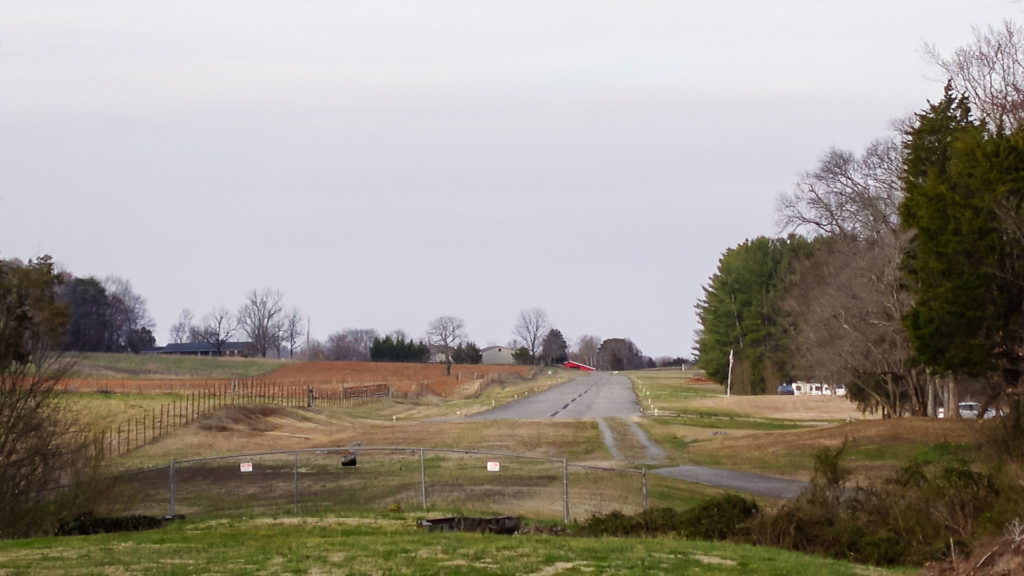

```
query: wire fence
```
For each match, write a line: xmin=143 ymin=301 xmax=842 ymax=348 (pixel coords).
xmin=62 ymin=379 xmax=391 ymax=458
xmin=108 ymin=447 xmax=650 ymax=524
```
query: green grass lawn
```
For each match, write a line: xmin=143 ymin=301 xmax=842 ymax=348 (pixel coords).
xmin=0 ymin=515 xmax=910 ymax=575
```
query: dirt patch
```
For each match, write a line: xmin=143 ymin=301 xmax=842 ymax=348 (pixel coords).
xmin=694 ymin=554 xmax=736 ymax=566
xmin=529 ymin=562 xmax=582 ymax=576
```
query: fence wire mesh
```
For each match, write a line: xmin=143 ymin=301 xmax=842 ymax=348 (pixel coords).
xmin=106 ymin=447 xmax=648 ymax=523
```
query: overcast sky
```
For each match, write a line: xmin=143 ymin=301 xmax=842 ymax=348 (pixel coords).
xmin=0 ymin=1 xmax=1017 ymax=358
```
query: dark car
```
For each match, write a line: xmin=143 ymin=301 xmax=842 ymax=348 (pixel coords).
xmin=777 ymin=383 xmax=795 ymax=395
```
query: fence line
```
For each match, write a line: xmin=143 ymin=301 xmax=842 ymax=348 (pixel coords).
xmin=91 ymin=379 xmax=391 ymax=458
xmin=157 ymin=446 xmax=647 ymax=524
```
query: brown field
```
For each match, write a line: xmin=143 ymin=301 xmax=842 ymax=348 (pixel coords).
xmin=264 ymin=361 xmax=531 ymax=396
xmin=61 ymin=361 xmax=532 ymax=397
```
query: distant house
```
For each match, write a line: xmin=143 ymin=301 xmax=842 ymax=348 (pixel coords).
xmin=157 ymin=341 xmax=254 ymax=357
xmin=427 ymin=344 xmax=450 ymax=364
xmin=481 ymin=346 xmax=516 ymax=365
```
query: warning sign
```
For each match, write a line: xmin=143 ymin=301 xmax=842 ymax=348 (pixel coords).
xmin=240 ymin=462 xmax=253 ymax=472
xmin=487 ymin=461 xmax=500 ymax=472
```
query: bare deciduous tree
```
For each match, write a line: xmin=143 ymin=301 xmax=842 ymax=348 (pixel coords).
xmin=776 ymin=136 xmax=904 ymax=240
xmin=325 ymin=328 xmax=378 ymax=361
xmin=781 ymin=232 xmax=929 ymax=417
xmin=191 ymin=306 xmax=236 ymax=355
xmin=237 ymin=288 xmax=284 ymax=358
xmin=512 ymin=308 xmax=549 ymax=365
xmin=427 ymin=315 xmax=465 ymax=375
xmin=169 ymin=308 xmax=194 ymax=344
xmin=572 ymin=334 xmax=601 ymax=368
xmin=926 ymin=20 xmax=1024 ymax=131
xmin=1 ymin=256 xmax=103 ymax=537
xmin=281 ymin=308 xmax=304 ymax=359
xmin=102 ymin=275 xmax=155 ymax=352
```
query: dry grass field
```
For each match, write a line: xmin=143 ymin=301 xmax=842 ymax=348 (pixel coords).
xmin=263 ymin=361 xmax=531 ymax=396
xmin=65 ymin=358 xmax=994 ymax=516
xmin=631 ymin=370 xmax=986 ymax=483
xmin=683 ymin=393 xmax=872 ymax=422
xmin=62 ymin=360 xmax=532 ymax=398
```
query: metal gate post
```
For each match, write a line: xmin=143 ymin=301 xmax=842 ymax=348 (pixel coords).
xmin=562 ymin=458 xmax=569 ymax=524
xmin=169 ymin=458 xmax=176 ymax=517
xmin=420 ymin=448 xmax=427 ymax=510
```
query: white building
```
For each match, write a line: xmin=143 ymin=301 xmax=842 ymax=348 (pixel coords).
xmin=481 ymin=346 xmax=516 ymax=365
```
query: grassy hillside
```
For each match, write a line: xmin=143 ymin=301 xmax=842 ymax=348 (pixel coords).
xmin=0 ymin=516 xmax=908 ymax=575
xmin=65 ymin=352 xmax=288 ymax=380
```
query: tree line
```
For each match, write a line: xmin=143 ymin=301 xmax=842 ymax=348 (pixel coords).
xmin=696 ymin=21 xmax=1024 ymax=421
xmin=305 ymin=306 xmax=664 ymax=374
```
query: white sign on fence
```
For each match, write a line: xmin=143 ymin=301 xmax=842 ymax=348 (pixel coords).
xmin=487 ymin=461 xmax=500 ymax=472
xmin=240 ymin=462 xmax=253 ymax=473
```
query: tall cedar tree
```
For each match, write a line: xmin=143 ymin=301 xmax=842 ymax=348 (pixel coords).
xmin=695 ymin=236 xmax=809 ymax=393
xmin=901 ymin=87 xmax=1008 ymax=376
xmin=901 ymin=86 xmax=1024 ymax=417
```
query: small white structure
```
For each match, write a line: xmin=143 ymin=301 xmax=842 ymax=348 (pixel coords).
xmin=481 ymin=346 xmax=516 ymax=365
xmin=792 ymin=381 xmax=846 ymax=396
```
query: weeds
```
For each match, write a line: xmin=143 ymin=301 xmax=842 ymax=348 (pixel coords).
xmin=747 ymin=438 xmax=1023 ymax=567
xmin=575 ymin=494 xmax=759 ymax=540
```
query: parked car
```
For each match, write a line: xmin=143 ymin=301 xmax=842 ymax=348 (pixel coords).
xmin=776 ymin=383 xmax=795 ymax=395
xmin=937 ymin=401 xmax=1001 ymax=419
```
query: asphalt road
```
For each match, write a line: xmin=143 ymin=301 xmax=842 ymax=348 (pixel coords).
xmin=468 ymin=371 xmax=806 ymax=498
xmin=468 ymin=372 xmax=641 ymax=420
xmin=652 ymin=466 xmax=808 ymax=499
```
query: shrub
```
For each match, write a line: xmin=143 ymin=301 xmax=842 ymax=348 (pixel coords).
xmin=55 ymin=513 xmax=167 ymax=536
xmin=576 ymin=496 xmax=759 ymax=541
xmin=680 ymin=494 xmax=759 ymax=540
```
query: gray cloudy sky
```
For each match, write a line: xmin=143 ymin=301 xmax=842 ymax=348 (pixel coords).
xmin=0 ymin=1 xmax=1016 ymax=358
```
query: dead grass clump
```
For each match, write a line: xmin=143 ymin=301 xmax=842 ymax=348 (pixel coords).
xmin=920 ymin=528 xmax=1024 ymax=576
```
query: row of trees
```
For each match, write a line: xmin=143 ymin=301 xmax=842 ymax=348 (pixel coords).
xmin=0 ymin=256 xmax=104 ymax=536
xmin=306 ymin=308 xmax=658 ymax=375
xmin=696 ymin=21 xmax=1024 ymax=419
xmin=169 ymin=289 xmax=304 ymax=358
xmin=28 ymin=271 xmax=157 ymax=353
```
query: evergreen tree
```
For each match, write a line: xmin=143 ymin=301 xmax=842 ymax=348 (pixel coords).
xmin=901 ymin=86 xmax=1024 ymax=411
xmin=62 ymin=277 xmax=109 ymax=352
xmin=695 ymin=236 xmax=808 ymax=393
xmin=901 ymin=87 xmax=1006 ymax=376
xmin=540 ymin=329 xmax=569 ymax=365
xmin=451 ymin=341 xmax=482 ymax=364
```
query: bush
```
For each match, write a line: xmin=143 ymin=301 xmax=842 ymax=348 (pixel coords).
xmin=748 ymin=441 xmax=1020 ymax=567
xmin=55 ymin=513 xmax=167 ymax=536
xmin=680 ymin=494 xmax=759 ymax=540
xmin=576 ymin=496 xmax=759 ymax=540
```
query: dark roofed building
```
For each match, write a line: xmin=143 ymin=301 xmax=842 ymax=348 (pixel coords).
xmin=157 ymin=341 xmax=254 ymax=357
